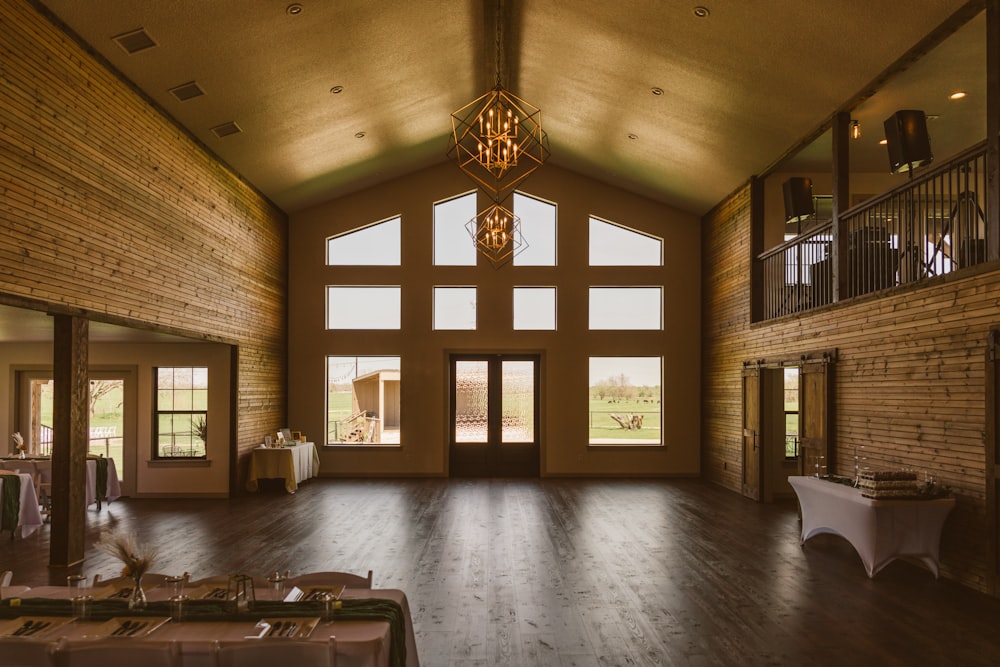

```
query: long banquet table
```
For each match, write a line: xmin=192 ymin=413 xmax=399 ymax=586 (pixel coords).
xmin=0 ymin=457 xmax=121 ymax=509
xmin=789 ymin=475 xmax=956 ymax=578
xmin=246 ymin=442 xmax=320 ymax=493
xmin=0 ymin=471 xmax=43 ymax=538
xmin=0 ymin=581 xmax=418 ymax=667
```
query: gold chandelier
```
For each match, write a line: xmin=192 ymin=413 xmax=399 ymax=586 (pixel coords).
xmin=449 ymin=87 xmax=549 ymax=203
xmin=448 ymin=0 xmax=549 ymax=268
xmin=465 ymin=201 xmax=524 ymax=269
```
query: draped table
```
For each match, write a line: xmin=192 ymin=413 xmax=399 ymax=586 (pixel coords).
xmin=0 ymin=471 xmax=43 ymax=538
xmin=789 ymin=475 xmax=956 ymax=578
xmin=1 ymin=583 xmax=418 ymax=667
xmin=0 ymin=457 xmax=121 ymax=511
xmin=246 ymin=442 xmax=320 ymax=493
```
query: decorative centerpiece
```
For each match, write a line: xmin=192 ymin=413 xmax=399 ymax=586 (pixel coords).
xmin=96 ymin=530 xmax=158 ymax=610
xmin=11 ymin=432 xmax=26 ymax=458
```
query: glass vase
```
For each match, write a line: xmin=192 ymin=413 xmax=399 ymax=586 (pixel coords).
xmin=128 ymin=574 xmax=147 ymax=611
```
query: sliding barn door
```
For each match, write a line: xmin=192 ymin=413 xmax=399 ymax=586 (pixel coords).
xmin=742 ymin=366 xmax=762 ymax=501
xmin=799 ymin=359 xmax=832 ymax=477
xmin=987 ymin=330 xmax=1000 ymax=596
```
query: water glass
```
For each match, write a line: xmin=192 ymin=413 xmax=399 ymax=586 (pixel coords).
xmin=71 ymin=595 xmax=92 ymax=619
xmin=66 ymin=574 xmax=87 ymax=594
xmin=164 ymin=575 xmax=186 ymax=598
xmin=267 ymin=570 xmax=288 ymax=600
xmin=169 ymin=594 xmax=188 ymax=621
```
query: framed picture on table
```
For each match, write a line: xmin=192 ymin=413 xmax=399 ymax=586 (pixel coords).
xmin=280 ymin=428 xmax=293 ymax=443
xmin=291 ymin=430 xmax=302 ymax=442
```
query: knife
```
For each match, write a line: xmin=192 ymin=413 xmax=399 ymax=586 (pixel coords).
xmin=25 ymin=621 xmax=50 ymax=636
xmin=127 ymin=622 xmax=147 ymax=636
xmin=13 ymin=620 xmax=34 ymax=636
xmin=283 ymin=622 xmax=297 ymax=637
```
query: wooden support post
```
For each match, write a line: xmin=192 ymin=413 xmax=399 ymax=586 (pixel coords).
xmin=988 ymin=0 xmax=999 ymax=261
xmin=749 ymin=176 xmax=765 ymax=323
xmin=49 ymin=314 xmax=89 ymax=568
xmin=831 ymin=111 xmax=851 ymax=302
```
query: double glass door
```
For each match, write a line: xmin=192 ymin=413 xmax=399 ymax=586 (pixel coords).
xmin=449 ymin=354 xmax=540 ymax=477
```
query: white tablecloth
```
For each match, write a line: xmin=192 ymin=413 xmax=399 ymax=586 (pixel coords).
xmin=8 ymin=585 xmax=418 ymax=667
xmin=0 ymin=473 xmax=43 ymax=538
xmin=29 ymin=458 xmax=121 ymax=509
xmin=246 ymin=442 xmax=319 ymax=493
xmin=789 ymin=475 xmax=956 ymax=577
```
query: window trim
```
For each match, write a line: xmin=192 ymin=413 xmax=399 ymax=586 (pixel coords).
xmin=153 ymin=366 xmax=208 ymax=460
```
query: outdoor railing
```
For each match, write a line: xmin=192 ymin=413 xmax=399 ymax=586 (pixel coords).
xmin=761 ymin=141 xmax=990 ymax=320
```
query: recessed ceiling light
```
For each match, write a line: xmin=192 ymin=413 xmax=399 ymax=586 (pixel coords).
xmin=693 ymin=6 xmax=710 ymax=18
xmin=650 ymin=87 xmax=664 ymax=96
xmin=330 ymin=85 xmax=344 ymax=94
xmin=949 ymin=91 xmax=966 ymax=100
xmin=879 ymin=139 xmax=888 ymax=145
xmin=627 ymin=133 xmax=638 ymax=140
xmin=355 ymin=131 xmax=366 ymax=139
xmin=286 ymin=4 xmax=303 ymax=15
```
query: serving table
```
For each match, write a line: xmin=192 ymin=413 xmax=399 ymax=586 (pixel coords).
xmin=246 ymin=442 xmax=320 ymax=493
xmin=788 ymin=475 xmax=956 ymax=578
xmin=1 ymin=583 xmax=418 ymax=667
xmin=0 ymin=471 xmax=43 ymax=538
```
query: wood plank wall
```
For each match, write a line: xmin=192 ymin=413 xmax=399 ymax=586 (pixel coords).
xmin=702 ymin=181 xmax=998 ymax=593
xmin=0 ymin=0 xmax=287 ymax=490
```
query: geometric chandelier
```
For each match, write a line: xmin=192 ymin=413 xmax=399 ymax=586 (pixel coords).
xmin=448 ymin=86 xmax=550 ymax=203
xmin=464 ymin=200 xmax=525 ymax=269
xmin=447 ymin=0 xmax=550 ymax=268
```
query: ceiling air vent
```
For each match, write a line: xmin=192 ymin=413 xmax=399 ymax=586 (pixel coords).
xmin=210 ymin=121 xmax=242 ymax=138
xmin=168 ymin=81 xmax=205 ymax=102
xmin=112 ymin=28 xmax=157 ymax=55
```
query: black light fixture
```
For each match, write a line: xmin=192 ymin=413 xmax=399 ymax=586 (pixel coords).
xmin=883 ymin=110 xmax=933 ymax=174
xmin=783 ymin=177 xmax=814 ymax=234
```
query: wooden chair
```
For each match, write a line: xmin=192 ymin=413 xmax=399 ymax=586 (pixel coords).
xmin=31 ymin=459 xmax=52 ymax=514
xmin=214 ymin=637 xmax=336 ymax=667
xmin=50 ymin=639 xmax=181 ymax=667
xmin=0 ymin=638 xmax=58 ymax=666
xmin=287 ymin=570 xmax=373 ymax=589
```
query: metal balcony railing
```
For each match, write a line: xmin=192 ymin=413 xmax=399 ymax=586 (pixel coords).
xmin=761 ymin=141 xmax=990 ymax=320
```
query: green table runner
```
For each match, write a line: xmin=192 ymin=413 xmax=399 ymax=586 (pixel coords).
xmin=0 ymin=472 xmax=21 ymax=535
xmin=0 ymin=597 xmax=405 ymax=667
xmin=87 ymin=456 xmax=108 ymax=501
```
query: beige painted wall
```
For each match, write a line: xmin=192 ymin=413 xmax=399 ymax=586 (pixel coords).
xmin=2 ymin=340 xmax=231 ymax=497
xmin=288 ymin=162 xmax=701 ymax=476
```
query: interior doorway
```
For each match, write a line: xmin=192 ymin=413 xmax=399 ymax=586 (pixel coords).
xmin=15 ymin=367 xmax=137 ymax=496
xmin=742 ymin=354 xmax=833 ymax=502
xmin=449 ymin=354 xmax=540 ymax=477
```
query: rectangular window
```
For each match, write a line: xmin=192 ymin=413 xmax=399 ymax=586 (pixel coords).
xmin=154 ymin=367 xmax=208 ymax=458
xmin=513 ymin=287 xmax=556 ymax=330
xmin=588 ymin=287 xmax=662 ymax=330
xmin=327 ymin=286 xmax=401 ymax=329
xmin=327 ymin=356 xmax=401 ymax=445
xmin=588 ymin=357 xmax=662 ymax=445
xmin=434 ymin=287 xmax=477 ymax=330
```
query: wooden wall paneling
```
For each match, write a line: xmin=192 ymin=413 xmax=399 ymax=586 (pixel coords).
xmin=0 ymin=0 xmax=288 ymax=493
xmin=702 ymin=178 xmax=1000 ymax=594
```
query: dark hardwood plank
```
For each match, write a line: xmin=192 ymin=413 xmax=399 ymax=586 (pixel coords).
xmin=2 ymin=478 xmax=1000 ymax=666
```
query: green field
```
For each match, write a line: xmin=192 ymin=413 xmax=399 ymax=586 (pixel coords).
xmin=327 ymin=388 xmax=662 ymax=443
xmin=588 ymin=398 xmax=662 ymax=442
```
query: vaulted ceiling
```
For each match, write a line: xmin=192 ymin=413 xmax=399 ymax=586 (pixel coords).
xmin=35 ymin=0 xmax=982 ymax=217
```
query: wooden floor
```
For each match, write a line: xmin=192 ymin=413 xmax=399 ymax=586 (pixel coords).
xmin=3 ymin=477 xmax=1000 ymax=666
